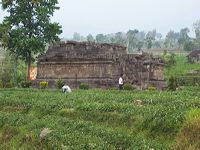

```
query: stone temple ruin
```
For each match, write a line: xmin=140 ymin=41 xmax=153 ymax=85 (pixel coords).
xmin=36 ymin=41 xmax=166 ymax=89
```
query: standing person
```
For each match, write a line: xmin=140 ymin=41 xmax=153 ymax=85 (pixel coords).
xmin=119 ymin=74 xmax=124 ymax=90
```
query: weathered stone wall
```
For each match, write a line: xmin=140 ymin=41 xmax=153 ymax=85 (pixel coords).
xmin=36 ymin=41 xmax=166 ymax=89
xmin=37 ymin=61 xmax=113 ymax=79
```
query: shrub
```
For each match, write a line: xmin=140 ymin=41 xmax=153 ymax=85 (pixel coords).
xmin=0 ymin=81 xmax=2 ymax=88
xmin=1 ymin=71 xmax=12 ymax=88
xmin=147 ymin=86 xmax=157 ymax=91
xmin=40 ymin=82 xmax=48 ymax=89
xmin=4 ymin=82 xmax=13 ymax=88
xmin=17 ymin=73 xmax=27 ymax=87
xmin=21 ymin=81 xmax=32 ymax=88
xmin=167 ymin=53 xmax=176 ymax=67
xmin=123 ymin=84 xmax=133 ymax=90
xmin=168 ymin=76 xmax=177 ymax=91
xmin=164 ymin=53 xmax=176 ymax=68
xmin=79 ymin=83 xmax=89 ymax=90
xmin=56 ymin=79 xmax=65 ymax=89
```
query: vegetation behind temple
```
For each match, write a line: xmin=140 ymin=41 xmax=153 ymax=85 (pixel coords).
xmin=70 ymin=20 xmax=200 ymax=53
xmin=165 ymin=55 xmax=200 ymax=87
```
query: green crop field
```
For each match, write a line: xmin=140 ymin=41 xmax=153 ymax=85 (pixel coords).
xmin=0 ymin=88 xmax=200 ymax=149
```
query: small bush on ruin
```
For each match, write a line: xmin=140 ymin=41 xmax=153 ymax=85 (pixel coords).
xmin=162 ymin=52 xmax=176 ymax=68
xmin=56 ymin=79 xmax=65 ymax=89
xmin=168 ymin=76 xmax=177 ymax=91
xmin=21 ymin=81 xmax=32 ymax=88
xmin=79 ymin=83 xmax=89 ymax=90
xmin=147 ymin=86 xmax=157 ymax=91
xmin=40 ymin=82 xmax=48 ymax=89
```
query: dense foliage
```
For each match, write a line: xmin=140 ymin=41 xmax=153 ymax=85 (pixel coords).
xmin=0 ymin=0 xmax=62 ymax=79
xmin=0 ymin=88 xmax=199 ymax=149
xmin=165 ymin=55 xmax=200 ymax=87
xmin=21 ymin=81 xmax=32 ymax=88
xmin=56 ymin=79 xmax=65 ymax=89
xmin=39 ymin=81 xmax=48 ymax=89
xmin=123 ymin=83 xmax=134 ymax=90
xmin=0 ymin=52 xmax=27 ymax=88
xmin=165 ymin=55 xmax=200 ymax=78
xmin=168 ymin=76 xmax=177 ymax=91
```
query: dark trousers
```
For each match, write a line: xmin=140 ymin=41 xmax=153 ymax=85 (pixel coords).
xmin=119 ymin=84 xmax=123 ymax=90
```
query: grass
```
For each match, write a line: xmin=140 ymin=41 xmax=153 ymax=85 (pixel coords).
xmin=165 ymin=55 xmax=200 ymax=78
xmin=0 ymin=88 xmax=200 ymax=149
xmin=165 ymin=55 xmax=200 ymax=86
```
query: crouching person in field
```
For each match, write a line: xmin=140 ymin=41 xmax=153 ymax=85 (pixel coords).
xmin=62 ymin=84 xmax=72 ymax=93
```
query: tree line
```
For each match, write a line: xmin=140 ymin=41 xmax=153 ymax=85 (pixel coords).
xmin=71 ymin=20 xmax=200 ymax=52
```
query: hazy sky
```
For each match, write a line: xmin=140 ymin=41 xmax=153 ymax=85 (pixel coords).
xmin=0 ymin=0 xmax=200 ymax=38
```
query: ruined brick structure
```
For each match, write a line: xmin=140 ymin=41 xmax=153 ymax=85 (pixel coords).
xmin=36 ymin=41 xmax=166 ymax=89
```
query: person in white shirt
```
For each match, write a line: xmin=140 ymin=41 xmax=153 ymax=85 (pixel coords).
xmin=62 ymin=84 xmax=72 ymax=93
xmin=118 ymin=74 xmax=124 ymax=90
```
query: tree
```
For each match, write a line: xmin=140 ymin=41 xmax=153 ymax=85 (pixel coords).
xmin=178 ymin=28 xmax=190 ymax=48
xmin=164 ymin=30 xmax=180 ymax=48
xmin=193 ymin=20 xmax=200 ymax=48
xmin=0 ymin=55 xmax=13 ymax=88
xmin=146 ymin=37 xmax=152 ymax=49
xmin=0 ymin=23 xmax=10 ymax=47
xmin=126 ymin=29 xmax=139 ymax=51
xmin=136 ymin=41 xmax=144 ymax=50
xmin=73 ymin=32 xmax=81 ymax=41
xmin=183 ymin=40 xmax=194 ymax=51
xmin=145 ymin=30 xmax=157 ymax=49
xmin=96 ymin=34 xmax=106 ymax=43
xmin=154 ymin=41 xmax=161 ymax=48
xmin=135 ymin=31 xmax=146 ymax=50
xmin=135 ymin=31 xmax=146 ymax=41
xmin=110 ymin=32 xmax=126 ymax=46
xmin=0 ymin=21 xmax=21 ymax=86
xmin=155 ymin=33 xmax=162 ymax=40
xmin=1 ymin=0 xmax=62 ymax=80
xmin=87 ymin=34 xmax=94 ymax=42
xmin=193 ymin=20 xmax=200 ymax=39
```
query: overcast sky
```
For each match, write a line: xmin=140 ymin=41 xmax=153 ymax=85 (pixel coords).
xmin=0 ymin=0 xmax=200 ymax=38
